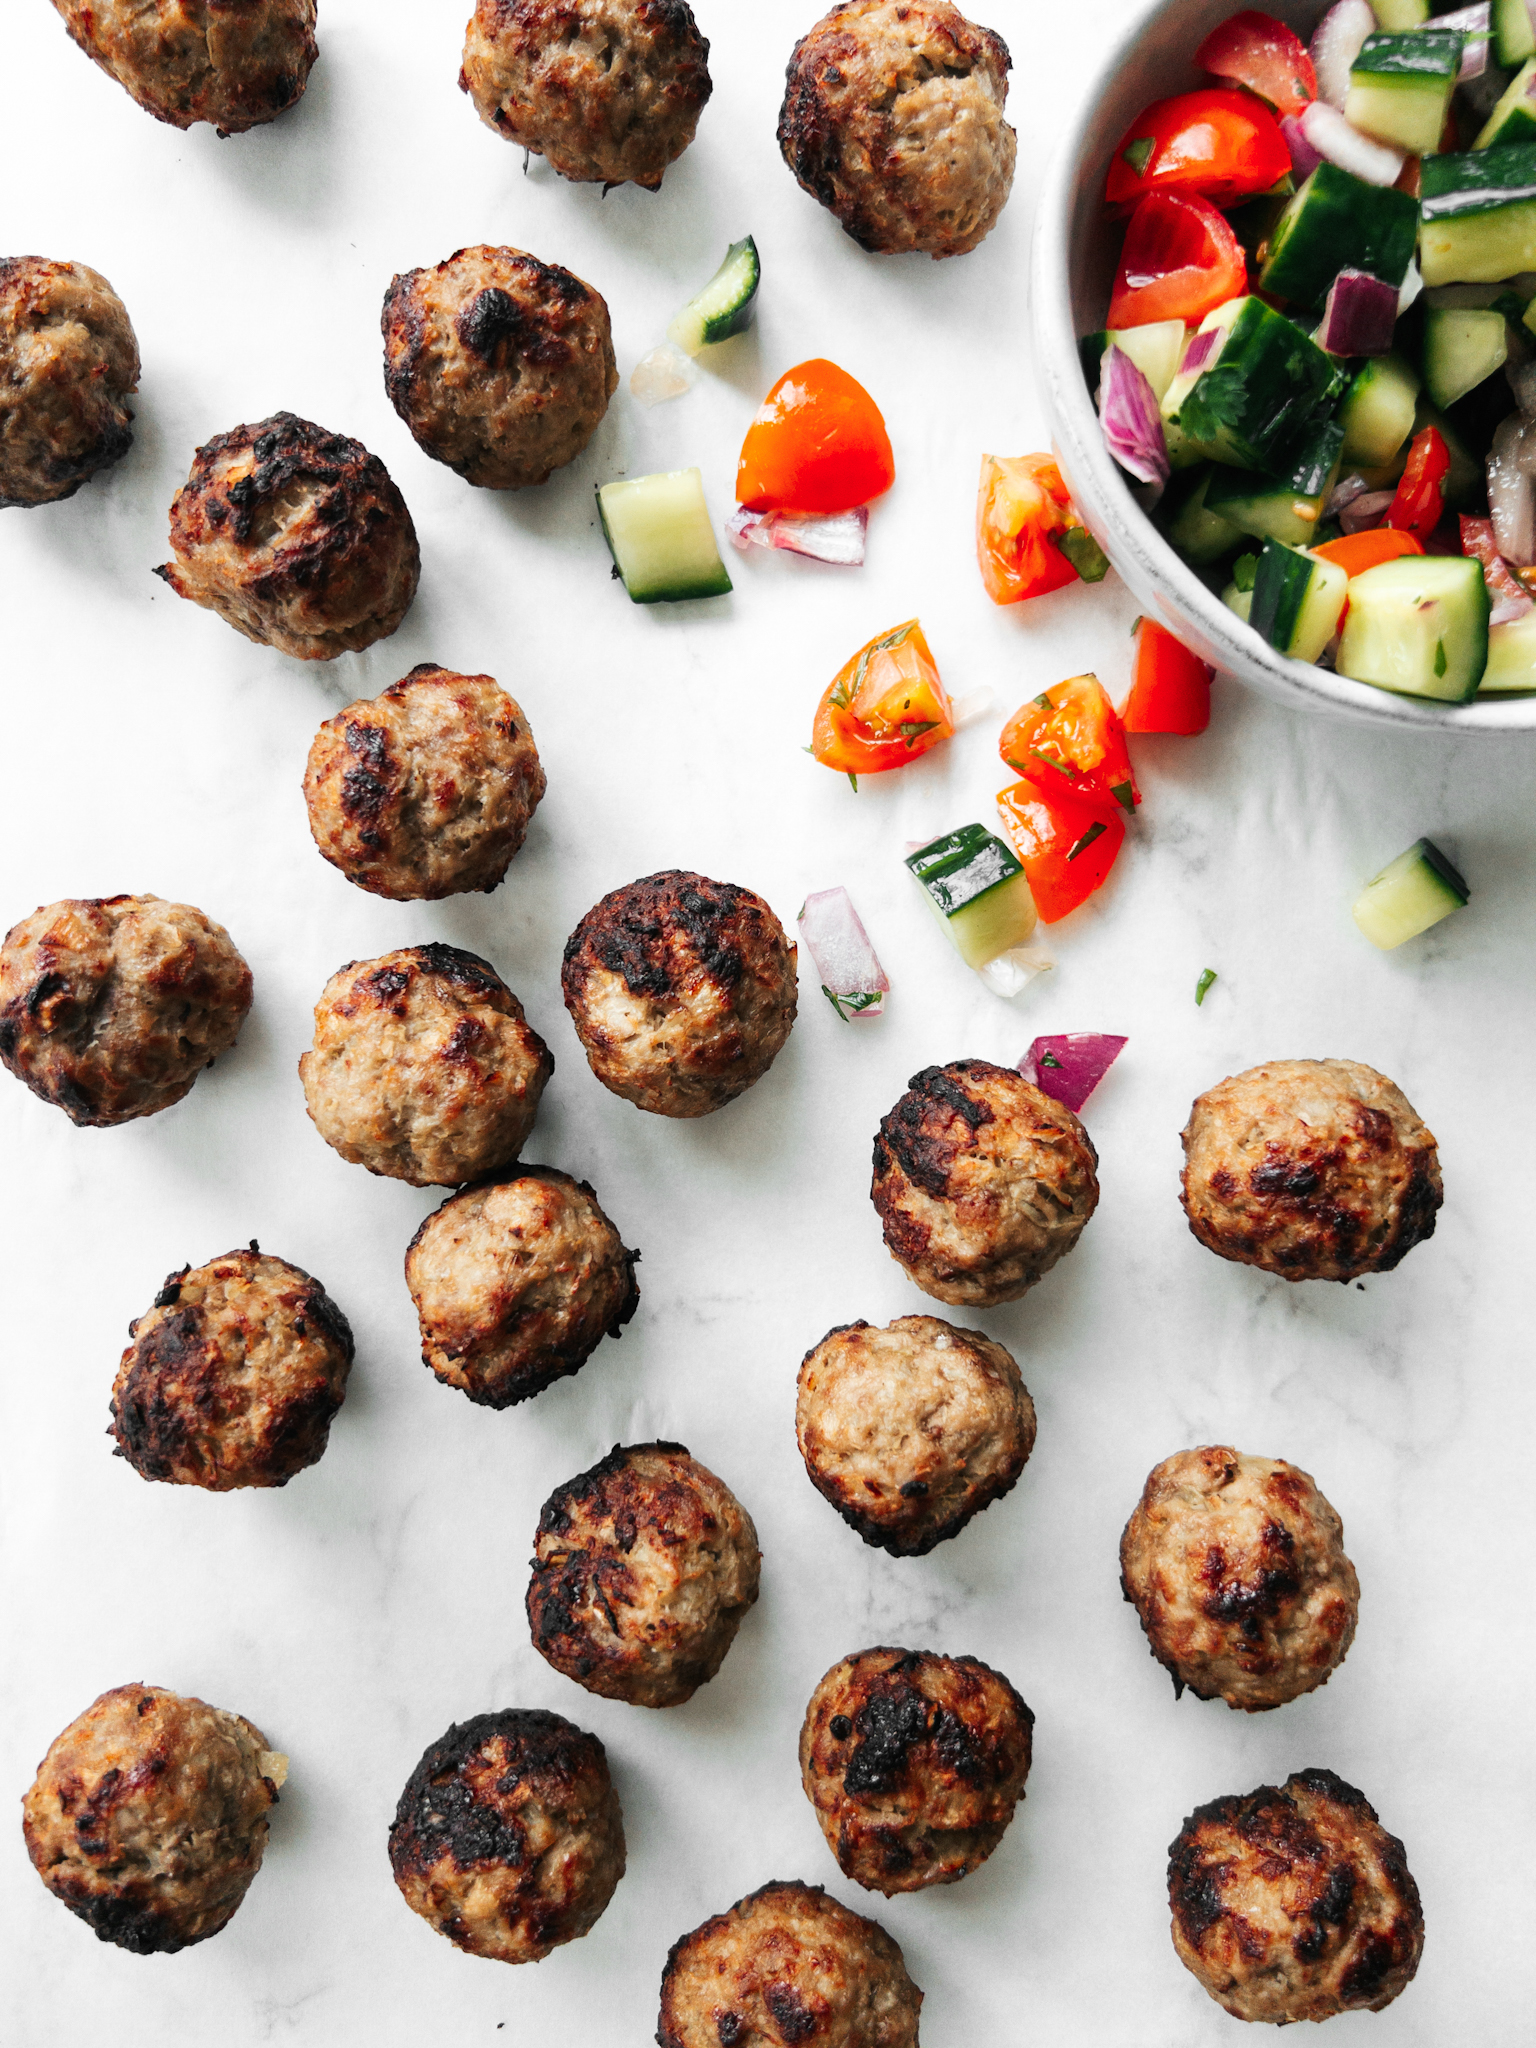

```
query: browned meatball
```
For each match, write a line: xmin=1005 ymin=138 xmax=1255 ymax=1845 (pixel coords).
xmin=797 ymin=1315 xmax=1034 ymax=1556
xmin=1181 ymin=1058 xmax=1442 ymax=1282
xmin=49 ymin=0 xmax=316 ymax=134
xmin=562 ymin=871 xmax=797 ymax=1118
xmin=1120 ymin=1446 xmax=1359 ymax=1713
xmin=1 ymin=258 xmax=139 ymax=510
xmin=528 ymin=1443 xmax=760 ymax=1708
xmin=406 ymin=1166 xmax=639 ymax=1408
xmin=22 ymin=1684 xmax=286 ymax=1953
xmin=659 ymin=1879 xmax=922 ymax=2048
xmin=799 ymin=1646 xmax=1031 ymax=1895
xmin=872 ymin=1059 xmax=1098 ymax=1307
xmin=0 ymin=895 xmax=251 ymax=1128
xmin=1169 ymin=1769 xmax=1424 ymax=2022
xmin=779 ymin=1 xmax=1016 ymax=258
xmin=388 ymin=1709 xmax=624 ymax=1965
xmin=382 ymin=247 xmax=617 ymax=491
xmin=461 ymin=0 xmax=711 ymax=190
xmin=109 ymin=1246 xmax=353 ymax=1490
xmin=155 ymin=413 xmax=419 ymax=661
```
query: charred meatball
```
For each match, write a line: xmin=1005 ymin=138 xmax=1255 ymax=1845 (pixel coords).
xmin=406 ymin=1166 xmax=639 ymax=1408
xmin=779 ymin=1 xmax=1016 ymax=258
xmin=48 ymin=0 xmax=316 ymax=134
xmin=22 ymin=1683 xmax=286 ymax=1953
xmin=0 ymin=894 xmax=251 ymax=1128
xmin=872 ymin=1059 xmax=1098 ymax=1307
xmin=797 ymin=1315 xmax=1034 ymax=1556
xmin=461 ymin=0 xmax=712 ymax=190
xmin=528 ymin=1443 xmax=760 ymax=1708
xmin=659 ymin=1879 xmax=922 ymax=2048
xmin=109 ymin=1246 xmax=353 ymax=1490
xmin=155 ymin=413 xmax=419 ymax=661
xmin=1181 ymin=1058 xmax=1442 ymax=1282
xmin=389 ymin=1709 xmax=624 ymax=1964
xmin=1169 ymin=1768 xmax=1424 ymax=2023
xmin=299 ymin=945 xmax=551 ymax=1188
xmin=561 ymin=871 xmax=797 ymax=1118
xmin=800 ymin=1646 xmax=1031 ymax=1895
xmin=1120 ymin=1446 xmax=1359 ymax=1713
xmin=1 ymin=258 xmax=139 ymax=510
xmin=383 ymin=247 xmax=617 ymax=491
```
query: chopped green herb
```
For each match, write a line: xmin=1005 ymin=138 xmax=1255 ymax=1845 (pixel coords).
xmin=1233 ymin=553 xmax=1259 ymax=593
xmin=1434 ymin=639 xmax=1447 ymax=678
xmin=846 ymin=771 xmax=858 ymax=792
xmin=1034 ymin=691 xmax=1055 ymax=710
xmin=1066 ymin=819 xmax=1108 ymax=862
xmin=829 ymin=679 xmax=852 ymax=709
xmin=1110 ymin=778 xmax=1136 ymax=814
xmin=1057 ymin=526 xmax=1110 ymax=582
xmin=898 ymin=720 xmax=939 ymax=746
xmin=1039 ymin=1049 xmax=1063 ymax=1069
xmin=796 ymin=902 xmax=806 ymax=921
xmin=1129 ymin=615 xmax=1144 ymax=637
xmin=1030 ymin=747 xmax=1077 ymax=781
xmin=822 ymin=985 xmax=882 ymax=1021
xmin=1123 ymin=136 xmax=1155 ymax=177
xmin=1195 ymin=967 xmax=1218 ymax=1006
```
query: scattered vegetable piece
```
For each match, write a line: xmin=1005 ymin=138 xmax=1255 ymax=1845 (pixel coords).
xmin=950 ymin=685 xmax=999 ymax=730
xmin=1099 ymin=344 xmax=1170 ymax=486
xmin=1352 ymin=836 xmax=1468 ymax=948
xmin=1105 ymin=88 xmax=1292 ymax=211
xmin=797 ymin=887 xmax=890 ymax=1019
xmin=906 ymin=825 xmax=1038 ymax=968
xmin=1310 ymin=0 xmax=1377 ymax=110
xmin=1336 ymin=552 xmax=1490 ymax=700
xmin=1108 ymin=191 xmax=1248 ymax=327
xmin=727 ymin=505 xmax=867 ymax=566
xmin=811 ymin=619 xmax=953 ymax=778
xmin=996 ymin=779 xmax=1128 ymax=922
xmin=1123 ymin=619 xmax=1214 ymax=733
xmin=975 ymin=455 xmax=1102 ymax=604
xmin=977 ymin=946 xmax=1055 ymax=998
xmin=1458 ymin=513 xmax=1533 ymax=621
xmin=1385 ymin=425 xmax=1450 ymax=537
xmin=1281 ymin=110 xmax=1325 ymax=178
xmin=1195 ymin=967 xmax=1219 ymax=1004
xmin=1318 ymin=268 xmax=1399 ymax=356
xmin=1000 ymin=673 xmax=1141 ymax=814
xmin=1297 ymin=98 xmax=1407 ymax=184
xmin=597 ymin=469 xmax=731 ymax=603
xmin=1311 ymin=527 xmax=1424 ymax=574
xmin=736 ymin=359 xmax=894 ymax=515
xmin=667 ymin=235 xmax=760 ymax=355
xmin=629 ymin=342 xmax=699 ymax=406
xmin=1197 ymin=11 xmax=1317 ymax=119
xmin=1345 ymin=31 xmax=1462 ymax=159
xmin=1018 ymin=1033 xmax=1128 ymax=1112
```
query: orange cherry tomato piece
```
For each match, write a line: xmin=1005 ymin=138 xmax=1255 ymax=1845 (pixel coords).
xmin=999 ymin=673 xmax=1140 ymax=814
xmin=1310 ymin=529 xmax=1425 ymax=577
xmin=736 ymin=359 xmax=895 ymax=515
xmin=1121 ymin=619 xmax=1213 ymax=735
xmin=1196 ymin=11 xmax=1316 ymax=120
xmin=1385 ymin=427 xmax=1450 ymax=541
xmin=975 ymin=454 xmax=1085 ymax=605
xmin=996 ymin=779 xmax=1127 ymax=923
xmin=1105 ymin=88 xmax=1291 ymax=213
xmin=1108 ymin=191 xmax=1247 ymax=329
xmin=811 ymin=619 xmax=953 ymax=779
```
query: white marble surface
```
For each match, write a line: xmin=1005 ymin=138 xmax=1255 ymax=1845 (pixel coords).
xmin=4 ymin=2 xmax=1536 ymax=2042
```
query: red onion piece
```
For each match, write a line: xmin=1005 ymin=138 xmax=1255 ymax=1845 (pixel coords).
xmin=797 ymin=887 xmax=889 ymax=1020
xmin=1433 ymin=2 xmax=1490 ymax=79
xmin=1281 ymin=113 xmax=1324 ymax=181
xmin=1300 ymin=100 xmax=1406 ymax=186
xmin=1325 ymin=472 xmax=1371 ymax=517
xmin=1019 ymin=1033 xmax=1127 ymax=1113
xmin=1460 ymin=513 xmax=1534 ymax=622
xmin=1488 ymin=413 xmax=1536 ymax=565
xmin=1339 ymin=489 xmax=1396 ymax=533
xmin=1310 ymin=0 xmax=1376 ymax=109
xmin=1318 ymin=269 xmax=1399 ymax=356
xmin=1098 ymin=343 xmax=1168 ymax=486
xmin=727 ymin=505 xmax=868 ymax=565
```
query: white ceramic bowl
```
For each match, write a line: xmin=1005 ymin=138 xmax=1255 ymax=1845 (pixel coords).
xmin=1031 ymin=0 xmax=1536 ymax=730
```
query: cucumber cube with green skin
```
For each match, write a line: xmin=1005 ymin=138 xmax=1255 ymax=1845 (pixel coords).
xmin=1205 ymin=418 xmax=1345 ymax=546
xmin=1422 ymin=306 xmax=1509 ymax=408
xmin=1339 ymin=351 xmax=1421 ymax=466
xmin=1249 ymin=542 xmax=1348 ymax=661
xmin=1261 ymin=165 xmax=1419 ymax=307
xmin=1337 ymin=553 xmax=1490 ymax=699
xmin=1479 ymin=606 xmax=1536 ymax=689
xmin=1474 ymin=58 xmax=1536 ymax=149
xmin=1346 ymin=32 xmax=1462 ymax=156
xmin=1420 ymin=144 xmax=1536 ymax=286
xmin=905 ymin=826 xmax=1037 ymax=969
xmin=1107 ymin=320 xmax=1188 ymax=403
xmin=1165 ymin=298 xmax=1346 ymax=472
xmin=1160 ymin=467 xmax=1246 ymax=563
xmin=1368 ymin=0 xmax=1427 ymax=25
xmin=1353 ymin=838 xmax=1468 ymax=949
xmin=1493 ymin=0 xmax=1536 ymax=69
xmin=598 ymin=469 xmax=732 ymax=603
xmin=667 ymin=237 xmax=761 ymax=355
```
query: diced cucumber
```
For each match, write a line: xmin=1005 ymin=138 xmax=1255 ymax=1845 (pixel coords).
xmin=1474 ymin=58 xmax=1536 ymax=148
xmin=1163 ymin=418 xmax=1206 ymax=470
xmin=1160 ymin=466 xmax=1246 ymax=562
xmin=1261 ymin=164 xmax=1419 ymax=307
xmin=905 ymin=825 xmax=1037 ymax=968
xmin=666 ymin=236 xmax=760 ymax=354
xmin=1160 ymin=298 xmax=1247 ymax=420
xmin=1421 ymin=305 xmax=1510 ymax=407
xmin=1339 ymin=351 xmax=1421 ymax=466
xmin=1353 ymin=837 xmax=1468 ymax=948
xmin=1369 ymin=0 xmax=1428 ymax=24
xmin=1205 ymin=418 xmax=1345 ymax=545
xmin=1107 ymin=320 xmax=1188 ymax=403
xmin=1420 ymin=143 xmax=1536 ymax=285
xmin=1223 ymin=581 xmax=1255 ymax=622
xmin=1479 ymin=605 xmax=1536 ymax=688
xmin=1346 ymin=32 xmax=1461 ymax=156
xmin=1336 ymin=552 xmax=1490 ymax=697
xmin=1493 ymin=0 xmax=1536 ymax=69
xmin=1164 ymin=297 xmax=1346 ymax=472
xmin=1249 ymin=542 xmax=1349 ymax=660
xmin=597 ymin=468 xmax=732 ymax=603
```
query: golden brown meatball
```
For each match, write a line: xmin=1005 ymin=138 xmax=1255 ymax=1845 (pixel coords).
xmin=109 ymin=1246 xmax=353 ymax=1490
xmin=461 ymin=0 xmax=711 ymax=190
xmin=799 ymin=1646 xmax=1031 ymax=1895
xmin=22 ymin=1684 xmax=286 ymax=1954
xmin=779 ymin=1 xmax=1016 ymax=258
xmin=155 ymin=413 xmax=419 ymax=661
xmin=48 ymin=0 xmax=316 ymax=133
xmin=1120 ymin=1446 xmax=1359 ymax=1713
xmin=382 ymin=247 xmax=617 ymax=491
xmin=528 ymin=1443 xmax=760 ymax=1708
xmin=299 ymin=944 xmax=551 ymax=1188
xmin=0 ymin=894 xmax=251 ymax=1128
xmin=1 ymin=258 xmax=139 ymax=510
xmin=659 ymin=1879 xmax=922 ymax=2048
xmin=1181 ymin=1058 xmax=1442 ymax=1283
xmin=405 ymin=1166 xmax=639 ymax=1408
xmin=1169 ymin=1768 xmax=1424 ymax=2023
xmin=561 ymin=871 xmax=797 ymax=1118
xmin=872 ymin=1059 xmax=1098 ymax=1307
xmin=388 ymin=1709 xmax=624 ymax=1965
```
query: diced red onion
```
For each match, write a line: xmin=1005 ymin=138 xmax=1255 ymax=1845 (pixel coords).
xmin=1460 ymin=513 xmax=1534 ymax=622
xmin=1179 ymin=327 xmax=1220 ymax=378
xmin=1018 ymin=1033 xmax=1127 ymax=1113
xmin=797 ymin=887 xmax=889 ymax=1020
xmin=1300 ymin=100 xmax=1406 ymax=186
xmin=1281 ymin=113 xmax=1324 ymax=181
xmin=1488 ymin=413 xmax=1536 ymax=565
xmin=1310 ymin=0 xmax=1376 ymax=109
xmin=1325 ymin=473 xmax=1371 ymax=517
xmin=1318 ymin=269 xmax=1399 ymax=356
xmin=1432 ymin=3 xmax=1490 ymax=79
xmin=727 ymin=505 xmax=868 ymax=566
xmin=950 ymin=686 xmax=998 ymax=731
xmin=1339 ymin=489 xmax=1396 ymax=533
xmin=1098 ymin=343 xmax=1168 ymax=486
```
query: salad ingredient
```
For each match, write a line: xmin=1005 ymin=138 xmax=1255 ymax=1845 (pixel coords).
xmin=667 ymin=236 xmax=760 ymax=355
xmin=1123 ymin=618 xmax=1214 ymax=732
xmin=1318 ymin=268 xmax=1401 ymax=356
xmin=727 ymin=505 xmax=868 ymax=566
xmin=1000 ymin=673 xmax=1140 ymax=814
xmin=1338 ymin=351 xmax=1421 ymax=465
xmin=1422 ymin=307 xmax=1509 ymax=409
xmin=1163 ymin=298 xmax=1346 ymax=471
xmin=1019 ymin=1033 xmax=1127 ymax=1112
xmin=906 ymin=826 xmax=1039 ymax=968
xmin=1248 ymin=541 xmax=1349 ymax=660
xmin=1106 ymin=88 xmax=1291 ymax=211
xmin=1099 ymin=343 xmax=1170 ymax=484
xmin=975 ymin=455 xmax=1095 ymax=602
xmin=1108 ymin=191 xmax=1247 ymax=326
xmin=797 ymin=888 xmax=890 ymax=1020
xmin=1438 ymin=2 xmax=1490 ymax=81
xmin=1493 ymin=0 xmax=1536 ymax=67
xmin=1197 ymin=11 xmax=1317 ymax=118
xmin=629 ymin=343 xmax=699 ymax=406
xmin=1195 ymin=967 xmax=1219 ymax=1004
xmin=1298 ymin=96 xmax=1408 ymax=182
xmin=1336 ymin=551 xmax=1490 ymax=697
xmin=1087 ymin=319 xmax=1189 ymax=400
xmin=1486 ymin=407 xmax=1536 ymax=560
xmin=996 ymin=779 xmax=1128 ymax=922
xmin=597 ymin=469 xmax=731 ymax=603
xmin=1345 ymin=31 xmax=1462 ymax=157
xmin=1282 ymin=110 xmax=1325 ymax=176
xmin=1340 ymin=487 xmax=1399 ymax=529
xmin=1384 ymin=425 xmax=1449 ymax=536
xmin=1261 ymin=164 xmax=1418 ymax=304
xmin=1458 ymin=513 xmax=1533 ymax=618
xmin=811 ymin=619 xmax=953 ymax=778
xmin=1311 ymin=0 xmax=1378 ymax=108
xmin=1478 ymin=604 xmax=1536 ymax=684
xmin=1162 ymin=468 xmax=1248 ymax=560
xmin=1473 ymin=55 xmax=1536 ymax=146
xmin=1352 ymin=837 xmax=1468 ymax=947
xmin=1419 ymin=141 xmax=1536 ymax=285
xmin=736 ymin=359 xmax=894 ymax=515
xmin=1312 ymin=526 xmax=1425 ymax=572
xmin=977 ymin=946 xmax=1056 ymax=997
xmin=1204 ymin=415 xmax=1344 ymax=544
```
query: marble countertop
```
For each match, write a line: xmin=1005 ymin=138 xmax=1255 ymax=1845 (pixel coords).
xmin=4 ymin=2 xmax=1535 ymax=2042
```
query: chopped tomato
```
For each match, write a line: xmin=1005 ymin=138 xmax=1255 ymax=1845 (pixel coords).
xmin=810 ymin=619 xmax=952 ymax=779
xmin=1105 ymin=88 xmax=1291 ymax=212
xmin=1459 ymin=515 xmax=1530 ymax=611
xmin=1000 ymin=673 xmax=1140 ymax=815
xmin=1385 ymin=427 xmax=1449 ymax=541
xmin=1121 ymin=619 xmax=1213 ymax=734
xmin=736 ymin=359 xmax=895 ymax=516
xmin=996 ymin=780 xmax=1127 ymax=923
xmin=1311 ymin=529 xmax=1425 ymax=577
xmin=1108 ymin=192 xmax=1247 ymax=328
xmin=1195 ymin=11 xmax=1316 ymax=120
xmin=976 ymin=454 xmax=1089 ymax=605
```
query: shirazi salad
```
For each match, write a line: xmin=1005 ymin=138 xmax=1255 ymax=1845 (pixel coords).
xmin=1087 ymin=0 xmax=1536 ymax=700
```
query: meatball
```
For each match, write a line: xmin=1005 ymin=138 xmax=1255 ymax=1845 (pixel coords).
xmin=658 ymin=1879 xmax=922 ymax=2048
xmin=561 ymin=871 xmax=797 ymax=1118
xmin=461 ymin=0 xmax=711 ymax=190
xmin=1169 ymin=1768 xmax=1424 ymax=2023
xmin=778 ymin=1 xmax=1016 ymax=258
xmin=1181 ymin=1058 xmax=1442 ymax=1283
xmin=388 ymin=1709 xmax=624 ymax=1965
xmin=382 ymin=247 xmax=617 ymax=491
xmin=1 ymin=257 xmax=139 ymax=510
xmin=405 ymin=1166 xmax=639 ymax=1408
xmin=48 ymin=0 xmax=316 ymax=134
xmin=799 ymin=1646 xmax=1031 ymax=1895
xmin=796 ymin=1314 xmax=1034 ymax=1556
xmin=1120 ymin=1445 xmax=1359 ymax=1713
xmin=872 ymin=1059 xmax=1098 ymax=1307
xmin=108 ymin=1245 xmax=353 ymax=1490
xmin=22 ymin=1683 xmax=286 ymax=1954
xmin=0 ymin=894 xmax=251 ymax=1128
xmin=528 ymin=1442 xmax=760 ymax=1708
xmin=154 ymin=412 xmax=419 ymax=661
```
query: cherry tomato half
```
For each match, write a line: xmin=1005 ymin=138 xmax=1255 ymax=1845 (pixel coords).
xmin=1386 ymin=427 xmax=1450 ymax=542
xmin=996 ymin=779 xmax=1127 ymax=923
xmin=737 ymin=359 xmax=895 ymax=515
xmin=976 ymin=455 xmax=1082 ymax=605
xmin=999 ymin=673 xmax=1141 ymax=814
xmin=1108 ymin=191 xmax=1247 ymax=329
xmin=811 ymin=619 xmax=953 ymax=778
xmin=1105 ymin=87 xmax=1291 ymax=213
xmin=1121 ymin=618 xmax=1213 ymax=735
xmin=1196 ymin=11 xmax=1316 ymax=120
